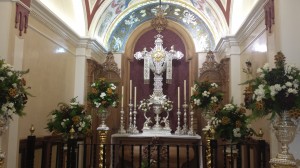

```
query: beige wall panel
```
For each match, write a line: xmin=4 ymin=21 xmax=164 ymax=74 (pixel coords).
xmin=19 ymin=21 xmax=76 ymax=139
xmin=240 ymin=31 xmax=269 ymax=142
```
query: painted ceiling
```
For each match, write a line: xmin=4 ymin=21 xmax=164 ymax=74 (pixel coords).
xmin=85 ymin=0 xmax=231 ymax=52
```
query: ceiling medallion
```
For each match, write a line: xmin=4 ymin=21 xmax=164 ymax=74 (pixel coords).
xmin=151 ymin=6 xmax=168 ymax=33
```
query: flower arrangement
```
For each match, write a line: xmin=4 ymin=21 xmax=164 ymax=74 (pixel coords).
xmin=0 ymin=59 xmax=30 ymax=120
xmin=190 ymin=81 xmax=223 ymax=112
xmin=244 ymin=52 xmax=300 ymax=119
xmin=212 ymin=103 xmax=253 ymax=142
xmin=161 ymin=99 xmax=173 ymax=112
xmin=88 ymin=78 xmax=119 ymax=113
xmin=138 ymin=99 xmax=152 ymax=112
xmin=46 ymin=98 xmax=92 ymax=137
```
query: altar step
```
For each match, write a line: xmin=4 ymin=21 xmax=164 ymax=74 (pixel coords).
xmin=19 ymin=136 xmax=270 ymax=168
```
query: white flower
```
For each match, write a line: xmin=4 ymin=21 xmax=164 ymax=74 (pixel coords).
xmin=110 ymin=83 xmax=116 ymax=90
xmin=91 ymin=83 xmax=96 ymax=87
xmin=274 ymin=84 xmax=282 ymax=91
xmin=112 ymin=101 xmax=117 ymax=107
xmin=263 ymin=63 xmax=270 ymax=71
xmin=223 ymin=104 xmax=235 ymax=111
xmin=51 ymin=115 xmax=56 ymax=120
xmin=100 ymin=92 xmax=106 ymax=98
xmin=202 ymin=91 xmax=210 ymax=97
xmin=194 ymin=99 xmax=201 ymax=106
xmin=1 ymin=105 xmax=8 ymax=112
xmin=7 ymin=71 xmax=13 ymax=76
xmin=257 ymin=68 xmax=263 ymax=73
xmin=0 ymin=77 xmax=4 ymax=81
xmin=211 ymin=83 xmax=218 ymax=88
xmin=94 ymin=102 xmax=101 ymax=108
xmin=211 ymin=96 xmax=218 ymax=103
xmin=78 ymin=127 xmax=82 ymax=131
xmin=61 ymin=122 xmax=65 ymax=127
xmin=285 ymin=82 xmax=293 ymax=87
xmin=233 ymin=128 xmax=241 ymax=137
xmin=12 ymin=83 xmax=17 ymax=88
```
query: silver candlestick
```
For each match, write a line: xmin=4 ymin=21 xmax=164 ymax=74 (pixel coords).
xmin=175 ymin=108 xmax=181 ymax=135
xmin=118 ymin=107 xmax=126 ymax=134
xmin=127 ymin=103 xmax=133 ymax=133
xmin=181 ymin=103 xmax=188 ymax=134
xmin=132 ymin=106 xmax=139 ymax=134
xmin=188 ymin=111 xmax=195 ymax=135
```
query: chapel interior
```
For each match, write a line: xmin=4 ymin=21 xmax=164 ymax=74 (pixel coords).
xmin=0 ymin=0 xmax=300 ymax=168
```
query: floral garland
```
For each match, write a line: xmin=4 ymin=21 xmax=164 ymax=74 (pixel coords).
xmin=161 ymin=99 xmax=173 ymax=112
xmin=0 ymin=59 xmax=30 ymax=120
xmin=88 ymin=78 xmax=119 ymax=113
xmin=190 ymin=81 xmax=223 ymax=112
xmin=212 ymin=103 xmax=253 ymax=142
xmin=138 ymin=99 xmax=152 ymax=112
xmin=46 ymin=98 xmax=92 ymax=138
xmin=244 ymin=52 xmax=300 ymax=119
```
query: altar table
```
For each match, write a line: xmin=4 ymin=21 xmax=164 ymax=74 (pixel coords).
xmin=111 ymin=133 xmax=203 ymax=168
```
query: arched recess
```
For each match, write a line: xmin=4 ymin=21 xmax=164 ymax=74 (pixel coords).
xmin=122 ymin=20 xmax=198 ymax=131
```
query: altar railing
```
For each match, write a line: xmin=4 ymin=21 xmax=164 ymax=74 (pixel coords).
xmin=19 ymin=135 xmax=270 ymax=168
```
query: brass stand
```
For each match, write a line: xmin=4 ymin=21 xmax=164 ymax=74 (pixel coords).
xmin=98 ymin=130 xmax=108 ymax=168
xmin=204 ymin=127 xmax=215 ymax=168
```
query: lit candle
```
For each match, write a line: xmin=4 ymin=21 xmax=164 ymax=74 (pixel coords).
xmin=178 ymin=87 xmax=180 ymax=108
xmin=121 ymin=86 xmax=124 ymax=108
xmin=184 ymin=80 xmax=186 ymax=102
xmin=129 ymin=80 xmax=132 ymax=101
xmin=134 ymin=86 xmax=137 ymax=108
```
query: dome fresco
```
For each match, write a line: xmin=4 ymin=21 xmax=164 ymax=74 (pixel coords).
xmin=93 ymin=0 xmax=229 ymax=52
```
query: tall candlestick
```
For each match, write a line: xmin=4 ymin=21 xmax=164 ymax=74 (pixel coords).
xmin=134 ymin=87 xmax=137 ymax=108
xmin=121 ymin=86 xmax=124 ymax=108
xmin=129 ymin=80 xmax=132 ymax=101
xmin=178 ymin=87 xmax=180 ymax=108
xmin=184 ymin=80 xmax=186 ymax=101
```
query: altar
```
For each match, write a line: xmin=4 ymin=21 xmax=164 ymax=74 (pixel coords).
xmin=111 ymin=133 xmax=203 ymax=168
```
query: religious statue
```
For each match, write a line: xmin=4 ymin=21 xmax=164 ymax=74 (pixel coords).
xmin=134 ymin=34 xmax=183 ymax=132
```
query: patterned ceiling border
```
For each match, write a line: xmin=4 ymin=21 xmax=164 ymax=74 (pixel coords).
xmin=106 ymin=3 xmax=215 ymax=53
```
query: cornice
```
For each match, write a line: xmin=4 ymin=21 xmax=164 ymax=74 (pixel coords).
xmin=235 ymin=0 xmax=267 ymax=44
xmin=30 ymin=0 xmax=106 ymax=56
xmin=215 ymin=0 xmax=267 ymax=56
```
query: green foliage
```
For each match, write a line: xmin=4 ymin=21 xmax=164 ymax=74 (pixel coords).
xmin=46 ymin=98 xmax=92 ymax=137
xmin=88 ymin=78 xmax=119 ymax=113
xmin=243 ymin=52 xmax=300 ymax=119
xmin=213 ymin=104 xmax=253 ymax=142
xmin=0 ymin=59 xmax=30 ymax=119
xmin=190 ymin=81 xmax=223 ymax=112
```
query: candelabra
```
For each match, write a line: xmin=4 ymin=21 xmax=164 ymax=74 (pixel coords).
xmin=181 ymin=103 xmax=188 ymax=134
xmin=188 ymin=111 xmax=195 ymax=135
xmin=118 ymin=107 xmax=126 ymax=134
xmin=175 ymin=108 xmax=181 ymax=135
xmin=127 ymin=103 xmax=133 ymax=133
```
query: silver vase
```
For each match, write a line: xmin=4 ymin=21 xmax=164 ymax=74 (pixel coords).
xmin=270 ymin=111 xmax=297 ymax=167
xmin=97 ymin=109 xmax=110 ymax=131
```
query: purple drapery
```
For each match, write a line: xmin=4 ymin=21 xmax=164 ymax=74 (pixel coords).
xmin=130 ymin=29 xmax=189 ymax=132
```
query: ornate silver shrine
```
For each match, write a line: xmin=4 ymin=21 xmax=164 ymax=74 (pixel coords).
xmin=134 ymin=34 xmax=183 ymax=133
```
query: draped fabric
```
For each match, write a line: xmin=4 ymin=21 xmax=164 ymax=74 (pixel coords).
xmin=130 ymin=29 xmax=189 ymax=132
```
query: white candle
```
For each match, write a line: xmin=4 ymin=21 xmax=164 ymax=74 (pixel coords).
xmin=184 ymin=80 xmax=186 ymax=102
xmin=134 ymin=87 xmax=137 ymax=107
xmin=129 ymin=80 xmax=132 ymax=101
xmin=178 ymin=87 xmax=180 ymax=108
xmin=121 ymin=86 xmax=124 ymax=108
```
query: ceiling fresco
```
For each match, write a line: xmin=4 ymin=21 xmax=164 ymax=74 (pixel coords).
xmin=86 ymin=0 xmax=229 ymax=52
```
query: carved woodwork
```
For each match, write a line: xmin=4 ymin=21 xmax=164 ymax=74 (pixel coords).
xmin=196 ymin=51 xmax=229 ymax=135
xmin=265 ymin=0 xmax=275 ymax=33
xmin=15 ymin=1 xmax=31 ymax=36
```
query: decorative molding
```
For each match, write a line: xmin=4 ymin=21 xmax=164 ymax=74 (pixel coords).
xmin=264 ymin=0 xmax=275 ymax=33
xmin=215 ymin=0 xmax=231 ymax=25
xmin=30 ymin=0 xmax=106 ymax=56
xmin=15 ymin=1 xmax=31 ymax=36
xmin=85 ymin=0 xmax=105 ymax=29
xmin=102 ymin=52 xmax=120 ymax=75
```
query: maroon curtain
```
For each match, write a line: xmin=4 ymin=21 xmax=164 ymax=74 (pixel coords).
xmin=130 ymin=29 xmax=189 ymax=132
